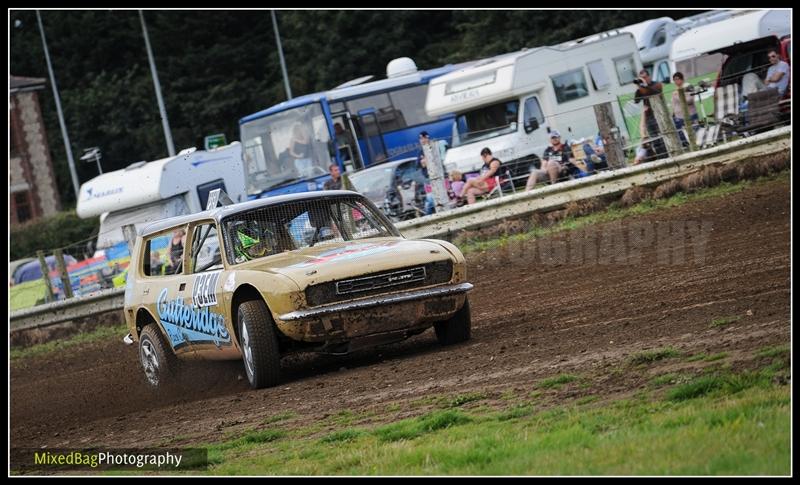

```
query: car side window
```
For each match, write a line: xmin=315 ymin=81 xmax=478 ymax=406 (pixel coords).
xmin=190 ymin=223 xmax=223 ymax=273
xmin=143 ymin=227 xmax=186 ymax=277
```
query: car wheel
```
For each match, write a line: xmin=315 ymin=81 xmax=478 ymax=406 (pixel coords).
xmin=237 ymin=299 xmax=281 ymax=389
xmin=139 ymin=324 xmax=178 ymax=388
xmin=434 ymin=298 xmax=472 ymax=345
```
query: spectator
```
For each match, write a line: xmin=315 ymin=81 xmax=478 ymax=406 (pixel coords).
xmin=417 ymin=131 xmax=447 ymax=166
xmin=449 ymin=170 xmax=465 ymax=200
xmin=416 ymin=154 xmax=436 ymax=215
xmin=150 ymin=250 xmax=163 ymax=276
xmin=529 ymin=130 xmax=578 ymax=190
xmin=633 ymin=69 xmax=667 ymax=159
xmin=289 ymin=123 xmax=313 ymax=176
xmin=671 ymin=72 xmax=699 ymax=130
xmin=459 ymin=147 xmax=502 ymax=204
xmin=764 ymin=49 xmax=790 ymax=97
xmin=166 ymin=229 xmax=186 ymax=274
xmin=323 ymin=163 xmax=342 ymax=190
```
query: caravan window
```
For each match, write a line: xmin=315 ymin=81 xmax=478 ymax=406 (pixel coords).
xmin=587 ymin=60 xmax=611 ymax=90
xmin=551 ymin=69 xmax=589 ymax=103
xmin=655 ymin=61 xmax=671 ymax=84
xmin=451 ymin=100 xmax=519 ymax=147
xmin=614 ymin=56 xmax=637 ymax=85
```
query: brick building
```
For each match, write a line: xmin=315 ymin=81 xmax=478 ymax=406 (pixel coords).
xmin=10 ymin=75 xmax=62 ymax=225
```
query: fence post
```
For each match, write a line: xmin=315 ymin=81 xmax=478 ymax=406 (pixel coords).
xmin=593 ymin=102 xmax=626 ymax=169
xmin=422 ymin=139 xmax=450 ymax=214
xmin=649 ymin=93 xmax=684 ymax=158
xmin=53 ymin=248 xmax=73 ymax=299
xmin=677 ymin=87 xmax=698 ymax=152
xmin=36 ymin=250 xmax=55 ymax=303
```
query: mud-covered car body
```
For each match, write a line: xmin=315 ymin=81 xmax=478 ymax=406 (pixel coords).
xmin=123 ymin=190 xmax=472 ymax=388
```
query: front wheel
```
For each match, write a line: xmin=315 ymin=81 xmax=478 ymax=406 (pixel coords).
xmin=434 ymin=298 xmax=472 ymax=345
xmin=237 ymin=299 xmax=281 ymax=389
xmin=139 ymin=324 xmax=179 ymax=388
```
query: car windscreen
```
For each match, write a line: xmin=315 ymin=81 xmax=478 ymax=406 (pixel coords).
xmin=222 ymin=196 xmax=398 ymax=265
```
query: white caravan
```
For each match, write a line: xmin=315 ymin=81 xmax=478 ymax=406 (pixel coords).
xmin=76 ymin=143 xmax=247 ymax=251
xmin=670 ymin=9 xmax=791 ymax=80
xmin=425 ymin=32 xmax=642 ymax=177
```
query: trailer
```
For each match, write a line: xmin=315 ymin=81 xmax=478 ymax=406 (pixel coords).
xmin=425 ymin=32 xmax=642 ymax=178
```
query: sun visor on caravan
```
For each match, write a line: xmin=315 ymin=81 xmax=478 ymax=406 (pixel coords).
xmin=426 ymin=63 xmax=515 ymax=118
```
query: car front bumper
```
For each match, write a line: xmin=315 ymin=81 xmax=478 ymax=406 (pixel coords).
xmin=275 ymin=282 xmax=473 ymax=343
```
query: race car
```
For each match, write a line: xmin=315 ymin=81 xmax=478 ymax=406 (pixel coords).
xmin=123 ymin=190 xmax=473 ymax=389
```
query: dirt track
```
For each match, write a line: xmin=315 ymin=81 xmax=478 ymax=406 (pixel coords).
xmin=11 ymin=177 xmax=790 ymax=450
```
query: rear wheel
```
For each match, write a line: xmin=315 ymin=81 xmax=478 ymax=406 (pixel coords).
xmin=139 ymin=324 xmax=178 ymax=388
xmin=237 ymin=299 xmax=281 ymax=389
xmin=435 ymin=298 xmax=472 ymax=345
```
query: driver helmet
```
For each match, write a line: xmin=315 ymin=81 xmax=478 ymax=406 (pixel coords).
xmin=234 ymin=222 xmax=268 ymax=261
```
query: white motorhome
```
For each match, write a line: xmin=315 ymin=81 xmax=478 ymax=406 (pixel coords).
xmin=569 ymin=11 xmax=734 ymax=84
xmin=425 ymin=32 xmax=642 ymax=177
xmin=76 ymin=142 xmax=247 ymax=251
xmin=670 ymin=9 xmax=790 ymax=80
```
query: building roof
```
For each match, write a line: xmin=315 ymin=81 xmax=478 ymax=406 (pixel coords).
xmin=10 ymin=75 xmax=46 ymax=93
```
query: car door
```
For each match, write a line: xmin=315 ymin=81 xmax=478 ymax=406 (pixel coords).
xmin=137 ymin=225 xmax=194 ymax=358
xmin=184 ymin=220 xmax=237 ymax=358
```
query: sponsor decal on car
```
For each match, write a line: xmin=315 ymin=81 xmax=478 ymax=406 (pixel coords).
xmin=192 ymin=270 xmax=221 ymax=308
xmin=156 ymin=288 xmax=230 ymax=349
xmin=289 ymin=241 xmax=400 ymax=268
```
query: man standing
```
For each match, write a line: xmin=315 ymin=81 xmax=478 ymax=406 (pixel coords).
xmin=765 ymin=49 xmax=790 ymax=97
xmin=633 ymin=69 xmax=667 ymax=159
xmin=323 ymin=163 xmax=342 ymax=190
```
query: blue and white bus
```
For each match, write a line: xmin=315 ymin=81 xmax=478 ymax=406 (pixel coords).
xmin=239 ymin=58 xmax=470 ymax=198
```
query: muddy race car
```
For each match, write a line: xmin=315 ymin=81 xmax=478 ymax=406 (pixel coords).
xmin=123 ymin=190 xmax=473 ymax=389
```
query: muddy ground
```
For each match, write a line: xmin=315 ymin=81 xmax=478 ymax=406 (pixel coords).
xmin=10 ymin=177 xmax=790 ymax=451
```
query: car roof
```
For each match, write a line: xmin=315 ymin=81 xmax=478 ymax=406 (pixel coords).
xmin=348 ymin=157 xmax=418 ymax=177
xmin=139 ymin=190 xmax=369 ymax=237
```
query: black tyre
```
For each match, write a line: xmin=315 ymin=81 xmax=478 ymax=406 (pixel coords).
xmin=237 ymin=299 xmax=281 ymax=389
xmin=139 ymin=324 xmax=179 ymax=388
xmin=434 ymin=298 xmax=472 ymax=345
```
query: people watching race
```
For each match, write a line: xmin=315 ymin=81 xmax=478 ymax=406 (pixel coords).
xmin=459 ymin=147 xmax=502 ymax=204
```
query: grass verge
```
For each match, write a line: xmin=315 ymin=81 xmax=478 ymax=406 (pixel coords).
xmin=10 ymin=323 xmax=128 ymax=362
xmin=200 ymin=363 xmax=789 ymax=475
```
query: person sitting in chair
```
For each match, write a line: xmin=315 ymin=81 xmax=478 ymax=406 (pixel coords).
xmin=458 ymin=147 xmax=502 ymax=205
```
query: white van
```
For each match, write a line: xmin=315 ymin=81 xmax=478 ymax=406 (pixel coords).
xmin=425 ymin=32 xmax=642 ymax=178
xmin=76 ymin=143 xmax=247 ymax=251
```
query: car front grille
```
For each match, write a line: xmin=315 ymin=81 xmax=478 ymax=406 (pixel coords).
xmin=305 ymin=260 xmax=453 ymax=307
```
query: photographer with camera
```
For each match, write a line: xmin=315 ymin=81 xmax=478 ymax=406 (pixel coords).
xmin=633 ymin=69 xmax=667 ymax=160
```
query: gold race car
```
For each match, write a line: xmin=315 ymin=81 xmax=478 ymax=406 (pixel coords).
xmin=123 ymin=191 xmax=473 ymax=389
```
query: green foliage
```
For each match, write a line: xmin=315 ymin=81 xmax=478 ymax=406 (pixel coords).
xmin=9 ymin=10 xmax=700 ymax=205
xmin=538 ymin=374 xmax=579 ymax=389
xmin=628 ymin=348 xmax=681 ymax=366
xmin=710 ymin=316 xmax=741 ymax=328
xmin=10 ymin=210 xmax=100 ymax=260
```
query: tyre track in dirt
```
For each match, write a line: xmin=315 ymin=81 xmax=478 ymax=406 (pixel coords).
xmin=11 ymin=177 xmax=790 ymax=450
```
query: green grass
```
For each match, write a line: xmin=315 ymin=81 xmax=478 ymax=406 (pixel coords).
xmin=447 ymin=392 xmax=487 ymax=408
xmin=703 ymin=352 xmax=729 ymax=362
xmin=628 ymin=348 xmax=681 ymax=366
xmin=10 ymin=323 xmax=128 ymax=361
xmin=756 ymin=344 xmax=790 ymax=359
xmin=202 ymin=371 xmax=789 ymax=475
xmin=538 ymin=374 xmax=579 ymax=389
xmin=264 ymin=411 xmax=297 ymax=425
xmin=710 ymin=316 xmax=741 ymax=328
xmin=457 ymin=172 xmax=788 ymax=255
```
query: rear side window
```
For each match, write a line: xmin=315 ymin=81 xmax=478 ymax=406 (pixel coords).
xmin=143 ymin=228 xmax=186 ymax=277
